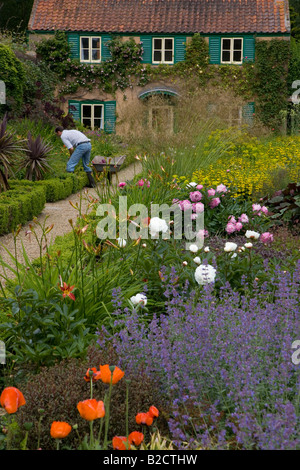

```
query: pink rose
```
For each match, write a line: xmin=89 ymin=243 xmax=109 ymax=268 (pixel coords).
xmin=209 ymin=197 xmax=221 ymax=209
xmin=193 ymin=202 xmax=205 ymax=213
xmin=207 ymin=188 xmax=215 ymax=197
xmin=226 ymin=222 xmax=236 ymax=234
xmin=189 ymin=191 xmax=202 ymax=202
xmin=260 ymin=232 xmax=273 ymax=244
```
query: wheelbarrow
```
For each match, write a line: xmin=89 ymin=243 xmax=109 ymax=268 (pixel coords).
xmin=91 ymin=155 xmax=126 ymax=183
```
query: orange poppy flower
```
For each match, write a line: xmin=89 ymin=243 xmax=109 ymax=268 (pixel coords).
xmin=128 ymin=431 xmax=144 ymax=446
xmin=59 ymin=282 xmax=75 ymax=301
xmin=84 ymin=367 xmax=101 ymax=383
xmin=50 ymin=421 xmax=72 ymax=439
xmin=148 ymin=406 xmax=159 ymax=418
xmin=99 ymin=365 xmax=124 ymax=385
xmin=77 ymin=399 xmax=105 ymax=421
xmin=112 ymin=436 xmax=131 ymax=450
xmin=0 ymin=387 xmax=26 ymax=414
xmin=135 ymin=412 xmax=153 ymax=426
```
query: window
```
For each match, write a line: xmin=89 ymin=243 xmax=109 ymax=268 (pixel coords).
xmin=221 ymin=38 xmax=243 ymax=64
xmin=152 ymin=38 xmax=174 ymax=64
xmin=80 ymin=37 xmax=101 ymax=62
xmin=226 ymin=106 xmax=243 ymax=127
xmin=149 ymin=105 xmax=174 ymax=134
xmin=81 ymin=104 xmax=104 ymax=130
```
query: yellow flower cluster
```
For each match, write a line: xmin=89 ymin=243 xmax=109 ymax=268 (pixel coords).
xmin=192 ymin=136 xmax=300 ymax=199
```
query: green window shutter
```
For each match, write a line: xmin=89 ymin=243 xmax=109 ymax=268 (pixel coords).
xmin=209 ymin=36 xmax=221 ymax=64
xmin=242 ymin=102 xmax=255 ymax=126
xmin=102 ymin=35 xmax=112 ymax=61
xmin=68 ymin=33 xmax=80 ymax=59
xmin=104 ymin=101 xmax=116 ymax=133
xmin=243 ymin=36 xmax=255 ymax=63
xmin=141 ymin=36 xmax=152 ymax=63
xmin=174 ymin=36 xmax=186 ymax=63
xmin=68 ymin=101 xmax=81 ymax=122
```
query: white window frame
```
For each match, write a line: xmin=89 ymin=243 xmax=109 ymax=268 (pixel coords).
xmin=152 ymin=38 xmax=174 ymax=64
xmin=81 ymin=103 xmax=104 ymax=130
xmin=80 ymin=36 xmax=101 ymax=63
xmin=227 ymin=106 xmax=243 ymax=128
xmin=221 ymin=38 xmax=243 ymax=65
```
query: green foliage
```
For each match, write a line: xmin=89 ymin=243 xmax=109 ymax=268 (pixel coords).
xmin=0 ymin=43 xmax=25 ymax=110
xmin=264 ymin=182 xmax=300 ymax=229
xmin=253 ymin=40 xmax=290 ymax=130
xmin=0 ymin=114 xmax=25 ymax=191
xmin=0 ymin=0 xmax=34 ymax=31
xmin=0 ymin=184 xmax=45 ymax=234
xmin=35 ymin=31 xmax=71 ymax=75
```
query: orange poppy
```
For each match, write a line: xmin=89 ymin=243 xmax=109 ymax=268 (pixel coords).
xmin=50 ymin=421 xmax=72 ymax=439
xmin=112 ymin=436 xmax=131 ymax=450
xmin=99 ymin=365 xmax=124 ymax=385
xmin=148 ymin=406 xmax=159 ymax=418
xmin=0 ymin=387 xmax=26 ymax=414
xmin=128 ymin=431 xmax=144 ymax=446
xmin=84 ymin=367 xmax=101 ymax=383
xmin=77 ymin=399 xmax=105 ymax=421
xmin=59 ymin=282 xmax=75 ymax=301
xmin=135 ymin=412 xmax=153 ymax=426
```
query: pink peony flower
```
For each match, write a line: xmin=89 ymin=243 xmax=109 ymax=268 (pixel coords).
xmin=226 ymin=222 xmax=236 ymax=234
xmin=252 ymin=203 xmax=261 ymax=212
xmin=189 ymin=191 xmax=202 ymax=202
xmin=261 ymin=206 xmax=268 ymax=215
xmin=118 ymin=182 xmax=126 ymax=188
xmin=228 ymin=215 xmax=237 ymax=224
xmin=179 ymin=200 xmax=192 ymax=211
xmin=192 ymin=202 xmax=205 ymax=213
xmin=137 ymin=179 xmax=144 ymax=187
xmin=235 ymin=222 xmax=243 ymax=231
xmin=260 ymin=232 xmax=273 ymax=244
xmin=207 ymin=188 xmax=215 ymax=197
xmin=196 ymin=184 xmax=203 ymax=190
xmin=216 ymin=184 xmax=227 ymax=193
xmin=209 ymin=197 xmax=221 ymax=209
xmin=196 ymin=229 xmax=209 ymax=240
xmin=239 ymin=213 xmax=249 ymax=224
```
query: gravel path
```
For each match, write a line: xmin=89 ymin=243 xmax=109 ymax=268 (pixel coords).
xmin=0 ymin=162 xmax=142 ymax=280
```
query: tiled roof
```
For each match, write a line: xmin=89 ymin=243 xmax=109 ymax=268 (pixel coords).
xmin=28 ymin=0 xmax=291 ymax=34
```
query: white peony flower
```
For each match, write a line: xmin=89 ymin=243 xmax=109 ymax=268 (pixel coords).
xmin=224 ymin=242 xmax=237 ymax=252
xmin=231 ymin=253 xmax=237 ymax=259
xmin=245 ymin=230 xmax=260 ymax=240
xmin=193 ymin=256 xmax=201 ymax=265
xmin=204 ymin=246 xmax=210 ymax=252
xmin=195 ymin=264 xmax=216 ymax=285
xmin=117 ymin=237 xmax=127 ymax=248
xmin=244 ymin=242 xmax=253 ymax=248
xmin=182 ymin=261 xmax=188 ymax=266
xmin=189 ymin=244 xmax=199 ymax=253
xmin=130 ymin=293 xmax=147 ymax=306
xmin=149 ymin=217 xmax=169 ymax=238
xmin=186 ymin=182 xmax=197 ymax=188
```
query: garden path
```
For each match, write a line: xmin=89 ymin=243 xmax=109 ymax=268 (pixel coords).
xmin=0 ymin=162 xmax=142 ymax=280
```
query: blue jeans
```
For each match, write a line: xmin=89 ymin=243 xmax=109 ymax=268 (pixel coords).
xmin=66 ymin=142 xmax=92 ymax=173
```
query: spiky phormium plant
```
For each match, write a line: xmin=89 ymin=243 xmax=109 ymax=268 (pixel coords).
xmin=0 ymin=114 xmax=25 ymax=192
xmin=20 ymin=131 xmax=53 ymax=181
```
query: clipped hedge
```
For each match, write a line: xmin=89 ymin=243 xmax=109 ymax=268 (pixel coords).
xmin=0 ymin=173 xmax=89 ymax=235
xmin=0 ymin=185 xmax=46 ymax=235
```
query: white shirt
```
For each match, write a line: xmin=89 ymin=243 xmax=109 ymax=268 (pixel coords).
xmin=60 ymin=130 xmax=91 ymax=150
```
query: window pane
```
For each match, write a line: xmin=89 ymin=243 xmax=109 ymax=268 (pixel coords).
xmin=154 ymin=50 xmax=162 ymax=62
xmin=81 ymin=49 xmax=89 ymax=61
xmin=92 ymin=38 xmax=100 ymax=49
xmin=82 ymin=118 xmax=91 ymax=128
xmin=222 ymin=39 xmax=231 ymax=50
xmin=165 ymin=39 xmax=173 ymax=50
xmin=94 ymin=119 xmax=102 ymax=129
xmin=92 ymin=49 xmax=100 ymax=60
xmin=222 ymin=50 xmax=230 ymax=62
xmin=94 ymin=105 xmax=103 ymax=118
xmin=82 ymin=105 xmax=92 ymax=118
xmin=234 ymin=39 xmax=242 ymax=50
xmin=164 ymin=50 xmax=173 ymax=62
xmin=81 ymin=38 xmax=89 ymax=48
xmin=233 ymin=50 xmax=242 ymax=62
xmin=154 ymin=39 xmax=162 ymax=50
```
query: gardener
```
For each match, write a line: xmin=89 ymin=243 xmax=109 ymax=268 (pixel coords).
xmin=55 ymin=126 xmax=96 ymax=188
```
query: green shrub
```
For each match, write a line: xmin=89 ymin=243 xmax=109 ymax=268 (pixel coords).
xmin=0 ymin=44 xmax=25 ymax=110
xmin=15 ymin=345 xmax=170 ymax=450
